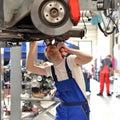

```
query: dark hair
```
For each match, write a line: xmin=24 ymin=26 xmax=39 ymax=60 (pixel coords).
xmin=107 ymin=55 xmax=111 ymax=58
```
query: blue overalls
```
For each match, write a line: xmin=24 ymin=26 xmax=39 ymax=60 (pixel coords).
xmin=51 ymin=59 xmax=90 ymax=120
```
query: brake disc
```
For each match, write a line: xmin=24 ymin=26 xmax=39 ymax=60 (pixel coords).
xmin=31 ymin=0 xmax=73 ymax=36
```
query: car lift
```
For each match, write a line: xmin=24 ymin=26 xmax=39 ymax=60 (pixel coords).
xmin=21 ymin=97 xmax=59 ymax=120
xmin=0 ymin=42 xmax=22 ymax=120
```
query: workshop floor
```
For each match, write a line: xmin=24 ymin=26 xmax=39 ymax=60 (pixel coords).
xmin=2 ymin=79 xmax=120 ymax=120
xmin=89 ymin=79 xmax=120 ymax=120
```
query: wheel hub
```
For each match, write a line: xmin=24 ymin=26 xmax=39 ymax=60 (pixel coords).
xmin=42 ymin=1 xmax=65 ymax=24
xmin=31 ymin=0 xmax=73 ymax=36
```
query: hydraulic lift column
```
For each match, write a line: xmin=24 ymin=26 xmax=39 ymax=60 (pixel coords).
xmin=10 ymin=46 xmax=22 ymax=120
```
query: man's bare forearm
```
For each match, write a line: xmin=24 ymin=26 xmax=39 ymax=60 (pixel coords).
xmin=26 ymin=42 xmax=37 ymax=71
xmin=67 ymin=48 xmax=93 ymax=65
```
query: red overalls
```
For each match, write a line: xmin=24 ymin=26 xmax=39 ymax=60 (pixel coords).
xmin=99 ymin=58 xmax=111 ymax=94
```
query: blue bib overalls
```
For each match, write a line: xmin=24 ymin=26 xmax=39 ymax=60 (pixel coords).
xmin=51 ymin=59 xmax=90 ymax=120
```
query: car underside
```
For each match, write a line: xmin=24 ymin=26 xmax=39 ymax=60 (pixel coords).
xmin=0 ymin=0 xmax=120 ymax=44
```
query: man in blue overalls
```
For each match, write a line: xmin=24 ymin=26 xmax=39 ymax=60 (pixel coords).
xmin=26 ymin=41 xmax=93 ymax=120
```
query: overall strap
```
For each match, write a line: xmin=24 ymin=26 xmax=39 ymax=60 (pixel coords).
xmin=51 ymin=58 xmax=72 ymax=82
xmin=65 ymin=58 xmax=72 ymax=78
xmin=51 ymin=65 xmax=58 ymax=82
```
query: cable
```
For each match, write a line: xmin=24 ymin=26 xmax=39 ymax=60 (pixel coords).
xmin=98 ymin=10 xmax=118 ymax=36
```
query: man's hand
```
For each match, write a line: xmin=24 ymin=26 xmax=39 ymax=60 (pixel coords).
xmin=57 ymin=42 xmax=68 ymax=51
xmin=56 ymin=42 xmax=69 ymax=57
xmin=30 ymin=41 xmax=37 ymax=48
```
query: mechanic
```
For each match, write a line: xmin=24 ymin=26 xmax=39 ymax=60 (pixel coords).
xmin=26 ymin=41 xmax=93 ymax=120
xmin=97 ymin=55 xmax=113 ymax=96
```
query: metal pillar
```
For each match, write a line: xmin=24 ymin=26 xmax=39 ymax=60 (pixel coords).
xmin=10 ymin=46 xmax=22 ymax=120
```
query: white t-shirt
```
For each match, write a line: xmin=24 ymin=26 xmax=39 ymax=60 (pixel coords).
xmin=45 ymin=55 xmax=86 ymax=97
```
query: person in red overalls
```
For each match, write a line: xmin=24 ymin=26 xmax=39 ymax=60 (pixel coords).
xmin=97 ymin=55 xmax=113 ymax=96
xmin=26 ymin=41 xmax=93 ymax=120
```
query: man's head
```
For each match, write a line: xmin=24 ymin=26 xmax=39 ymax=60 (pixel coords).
xmin=107 ymin=54 xmax=111 ymax=58
xmin=44 ymin=45 xmax=63 ymax=62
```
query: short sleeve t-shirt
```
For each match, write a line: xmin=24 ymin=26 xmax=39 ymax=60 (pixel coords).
xmin=45 ymin=55 xmax=86 ymax=97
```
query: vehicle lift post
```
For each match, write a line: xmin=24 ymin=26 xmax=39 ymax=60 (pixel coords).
xmin=0 ymin=42 xmax=22 ymax=120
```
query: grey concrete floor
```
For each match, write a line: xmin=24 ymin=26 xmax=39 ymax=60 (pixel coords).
xmin=89 ymin=79 xmax=120 ymax=120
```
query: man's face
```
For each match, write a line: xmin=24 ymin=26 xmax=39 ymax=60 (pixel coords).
xmin=45 ymin=45 xmax=61 ymax=61
xmin=45 ymin=45 xmax=57 ymax=54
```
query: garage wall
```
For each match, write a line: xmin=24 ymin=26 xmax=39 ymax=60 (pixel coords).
xmin=69 ymin=22 xmax=98 ymax=59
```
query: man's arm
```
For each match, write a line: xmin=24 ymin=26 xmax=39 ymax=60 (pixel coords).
xmin=57 ymin=42 xmax=93 ymax=66
xmin=67 ymin=48 xmax=93 ymax=66
xmin=26 ymin=41 xmax=47 ymax=76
